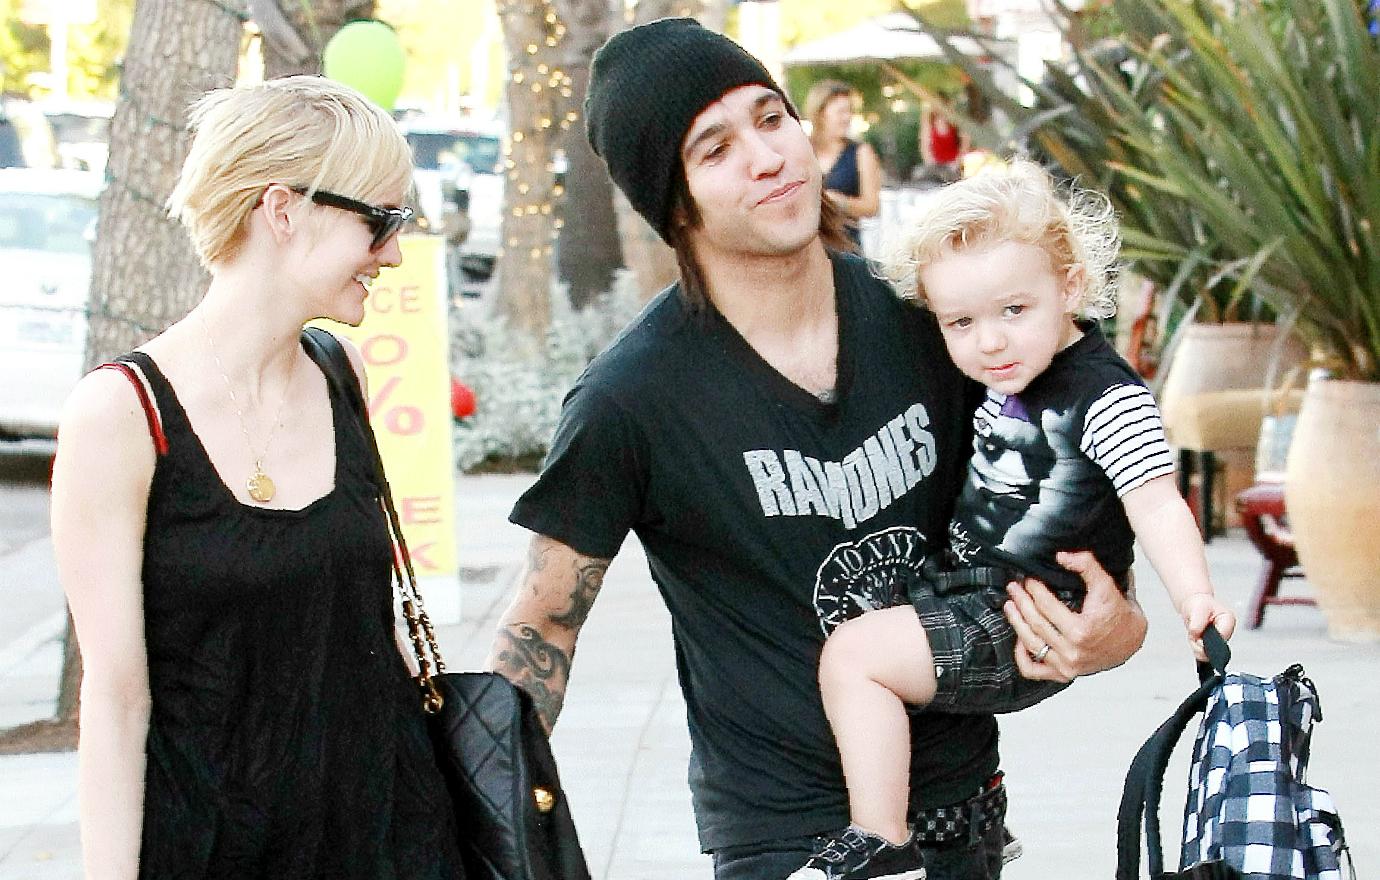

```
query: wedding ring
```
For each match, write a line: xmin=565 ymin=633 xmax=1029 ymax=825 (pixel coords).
xmin=1033 ymin=643 xmax=1052 ymax=663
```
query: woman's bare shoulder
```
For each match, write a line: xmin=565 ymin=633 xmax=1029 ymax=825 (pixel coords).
xmin=59 ymin=364 xmax=161 ymax=465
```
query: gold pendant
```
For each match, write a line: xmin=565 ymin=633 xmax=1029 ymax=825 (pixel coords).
xmin=247 ymin=465 xmax=276 ymax=503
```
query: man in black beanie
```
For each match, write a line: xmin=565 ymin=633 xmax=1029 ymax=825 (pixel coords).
xmin=489 ymin=17 xmax=1147 ymax=880
xmin=584 ymin=16 xmax=807 ymax=244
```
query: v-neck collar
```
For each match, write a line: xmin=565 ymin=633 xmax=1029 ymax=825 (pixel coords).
xmin=703 ymin=251 xmax=855 ymax=419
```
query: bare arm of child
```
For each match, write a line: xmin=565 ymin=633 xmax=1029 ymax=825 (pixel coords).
xmin=1121 ymin=473 xmax=1238 ymax=658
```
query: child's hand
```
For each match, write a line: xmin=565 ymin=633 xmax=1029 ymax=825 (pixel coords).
xmin=1180 ymin=593 xmax=1237 ymax=662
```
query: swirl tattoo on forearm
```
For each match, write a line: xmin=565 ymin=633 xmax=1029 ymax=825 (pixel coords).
xmin=494 ymin=623 xmax=572 ymax=729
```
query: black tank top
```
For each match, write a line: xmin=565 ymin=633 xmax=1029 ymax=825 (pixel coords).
xmin=117 ymin=342 xmax=461 ymax=878
xmin=822 ymin=139 xmax=861 ymax=198
xmin=823 ymin=140 xmax=863 ymax=246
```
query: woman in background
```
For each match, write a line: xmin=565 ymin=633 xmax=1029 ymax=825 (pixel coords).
xmin=805 ymin=79 xmax=882 ymax=250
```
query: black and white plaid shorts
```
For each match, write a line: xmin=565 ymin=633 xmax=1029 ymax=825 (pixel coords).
xmin=907 ymin=572 xmax=1071 ymax=715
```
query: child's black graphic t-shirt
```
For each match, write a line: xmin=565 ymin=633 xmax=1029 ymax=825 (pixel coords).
xmin=947 ymin=323 xmax=1176 ymax=592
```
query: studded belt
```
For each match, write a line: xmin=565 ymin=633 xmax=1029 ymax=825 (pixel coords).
xmin=910 ymin=772 xmax=1008 ymax=847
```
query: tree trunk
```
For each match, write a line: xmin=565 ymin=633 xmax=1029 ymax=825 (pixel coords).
xmin=552 ymin=0 xmax=620 ymax=310
xmin=495 ymin=0 xmax=580 ymax=347
xmin=252 ymin=0 xmax=376 ymax=78
xmin=0 ymin=0 xmax=245 ymax=756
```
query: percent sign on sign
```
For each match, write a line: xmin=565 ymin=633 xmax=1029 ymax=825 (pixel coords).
xmin=368 ymin=376 xmax=425 ymax=435
xmin=361 ymin=333 xmax=426 ymax=436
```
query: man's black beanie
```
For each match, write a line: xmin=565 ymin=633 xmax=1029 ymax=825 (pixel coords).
xmin=584 ymin=17 xmax=797 ymax=243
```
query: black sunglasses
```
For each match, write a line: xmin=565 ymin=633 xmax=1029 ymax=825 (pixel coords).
xmin=291 ymin=187 xmax=413 ymax=251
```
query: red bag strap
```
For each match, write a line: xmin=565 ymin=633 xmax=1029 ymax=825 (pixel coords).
xmin=97 ymin=361 xmax=169 ymax=456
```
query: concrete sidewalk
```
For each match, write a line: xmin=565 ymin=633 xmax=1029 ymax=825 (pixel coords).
xmin=2 ymin=473 xmax=1376 ymax=878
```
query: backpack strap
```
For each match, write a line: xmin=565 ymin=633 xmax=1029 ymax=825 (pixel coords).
xmin=96 ymin=360 xmax=169 ymax=456
xmin=1115 ymin=625 xmax=1230 ymax=880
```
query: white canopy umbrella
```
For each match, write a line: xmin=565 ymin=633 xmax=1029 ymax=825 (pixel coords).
xmin=782 ymin=12 xmax=993 ymax=67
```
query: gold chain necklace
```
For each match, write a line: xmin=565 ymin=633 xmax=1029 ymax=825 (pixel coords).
xmin=198 ymin=313 xmax=299 ymax=503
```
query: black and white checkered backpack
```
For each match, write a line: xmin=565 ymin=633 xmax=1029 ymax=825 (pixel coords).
xmin=1116 ymin=627 xmax=1354 ymax=879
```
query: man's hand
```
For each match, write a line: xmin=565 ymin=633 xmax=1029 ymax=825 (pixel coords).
xmin=1003 ymin=550 xmax=1147 ymax=683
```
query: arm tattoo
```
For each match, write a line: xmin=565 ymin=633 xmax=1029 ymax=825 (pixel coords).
xmin=494 ymin=623 xmax=572 ymax=730
xmin=549 ymin=557 xmax=607 ymax=630
xmin=527 ymin=538 xmax=553 ymax=574
xmin=495 ymin=540 xmax=610 ymax=730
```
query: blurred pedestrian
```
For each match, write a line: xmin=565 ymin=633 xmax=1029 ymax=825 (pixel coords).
xmin=806 ymin=79 xmax=881 ymax=250
xmin=921 ymin=105 xmax=965 ymax=183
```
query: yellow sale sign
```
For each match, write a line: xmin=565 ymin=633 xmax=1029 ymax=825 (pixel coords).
xmin=313 ymin=235 xmax=457 ymax=584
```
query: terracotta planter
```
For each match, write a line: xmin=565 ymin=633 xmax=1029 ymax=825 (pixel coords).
xmin=1284 ymin=378 xmax=1380 ymax=641
xmin=1158 ymin=322 xmax=1308 ymax=451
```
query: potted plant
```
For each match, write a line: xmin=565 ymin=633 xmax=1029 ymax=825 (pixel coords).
xmin=1106 ymin=0 xmax=1380 ymax=640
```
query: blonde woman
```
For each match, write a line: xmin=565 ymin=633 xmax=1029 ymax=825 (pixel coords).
xmin=805 ymin=79 xmax=882 ymax=249
xmin=50 ymin=77 xmax=462 ymax=879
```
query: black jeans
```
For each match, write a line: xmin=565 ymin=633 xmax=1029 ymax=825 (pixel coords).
xmin=710 ymin=809 xmax=1006 ymax=880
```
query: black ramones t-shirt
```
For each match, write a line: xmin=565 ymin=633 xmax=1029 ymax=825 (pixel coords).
xmin=510 ymin=252 xmax=996 ymax=851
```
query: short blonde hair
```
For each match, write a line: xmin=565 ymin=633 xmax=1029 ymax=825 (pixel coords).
xmin=883 ymin=159 xmax=1121 ymax=319
xmin=167 ymin=75 xmax=413 ymax=267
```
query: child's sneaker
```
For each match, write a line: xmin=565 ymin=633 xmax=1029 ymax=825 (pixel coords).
xmin=786 ymin=825 xmax=926 ymax=880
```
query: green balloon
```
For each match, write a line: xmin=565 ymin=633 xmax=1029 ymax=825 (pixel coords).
xmin=323 ymin=20 xmax=406 ymax=111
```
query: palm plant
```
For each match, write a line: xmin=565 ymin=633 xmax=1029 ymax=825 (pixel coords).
xmin=1106 ymin=0 xmax=1380 ymax=381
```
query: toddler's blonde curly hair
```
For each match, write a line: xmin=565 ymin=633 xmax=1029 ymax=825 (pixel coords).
xmin=882 ymin=159 xmax=1121 ymax=320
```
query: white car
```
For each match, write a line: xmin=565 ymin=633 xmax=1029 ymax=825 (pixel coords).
xmin=402 ymin=119 xmax=503 ymax=281
xmin=41 ymin=99 xmax=114 ymax=175
xmin=0 ymin=168 xmax=101 ymax=439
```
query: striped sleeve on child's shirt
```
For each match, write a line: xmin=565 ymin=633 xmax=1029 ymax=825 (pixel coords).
xmin=1079 ymin=383 xmax=1176 ymax=496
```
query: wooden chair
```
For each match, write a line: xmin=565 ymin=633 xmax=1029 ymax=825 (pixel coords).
xmin=1234 ymin=481 xmax=1315 ymax=628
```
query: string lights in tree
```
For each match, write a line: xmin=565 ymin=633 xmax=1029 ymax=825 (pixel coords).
xmin=503 ymin=6 xmax=571 ymax=256
xmin=495 ymin=0 xmax=582 ymax=341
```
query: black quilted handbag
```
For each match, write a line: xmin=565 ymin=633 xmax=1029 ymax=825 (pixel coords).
xmin=303 ymin=327 xmax=592 ymax=880
xmin=430 ymin=673 xmax=592 ymax=880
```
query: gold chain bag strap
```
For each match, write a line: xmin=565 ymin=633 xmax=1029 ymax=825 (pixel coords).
xmin=300 ymin=327 xmax=592 ymax=880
